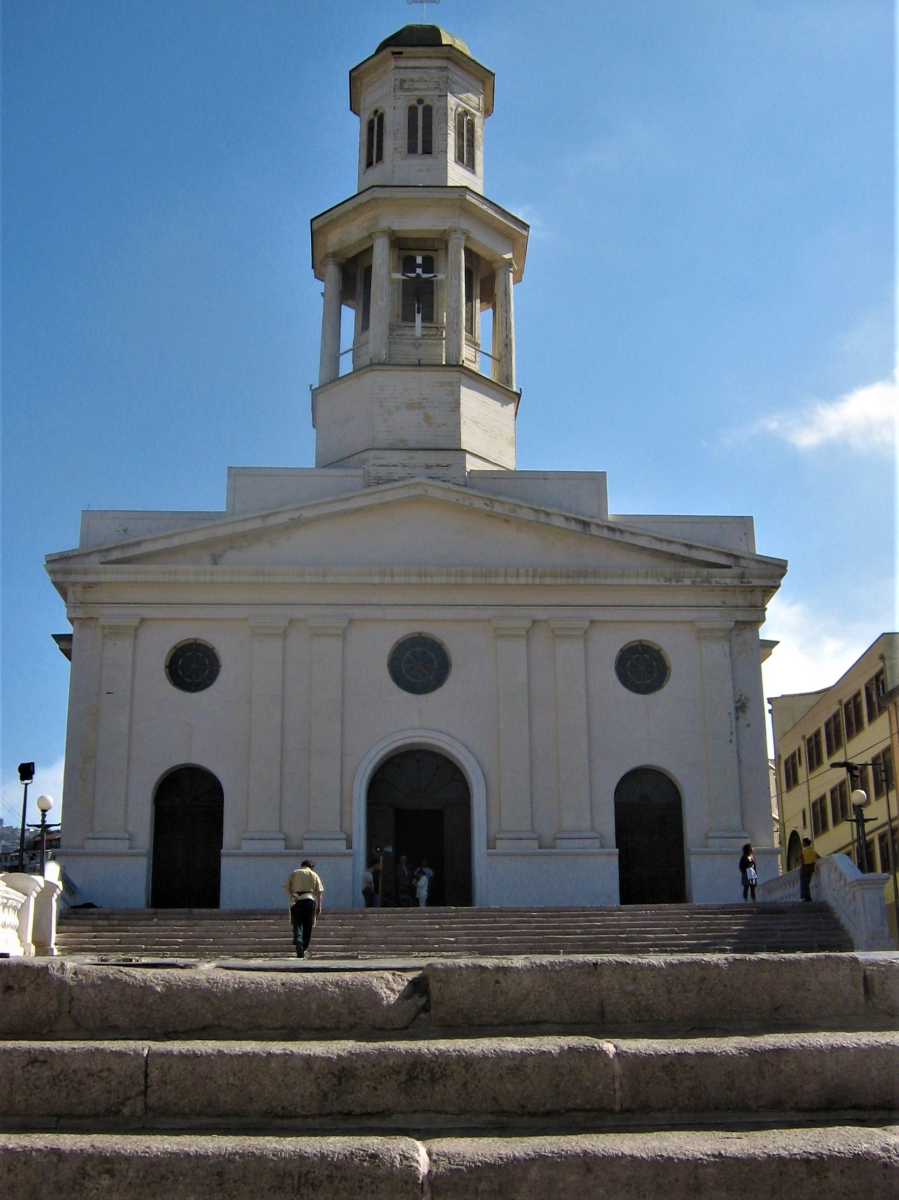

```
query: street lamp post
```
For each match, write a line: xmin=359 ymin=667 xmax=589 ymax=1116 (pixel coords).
xmin=35 ymin=795 xmax=54 ymax=876
xmin=850 ymin=789 xmax=875 ymax=873
xmin=15 ymin=762 xmax=35 ymax=871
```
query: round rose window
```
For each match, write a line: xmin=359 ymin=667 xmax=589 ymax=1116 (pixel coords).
xmin=166 ymin=641 xmax=221 ymax=693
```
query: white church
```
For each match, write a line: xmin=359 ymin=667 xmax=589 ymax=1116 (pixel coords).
xmin=47 ymin=26 xmax=786 ymax=912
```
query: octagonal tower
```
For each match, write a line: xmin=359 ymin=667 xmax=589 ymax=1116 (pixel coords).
xmin=310 ymin=25 xmax=529 ymax=486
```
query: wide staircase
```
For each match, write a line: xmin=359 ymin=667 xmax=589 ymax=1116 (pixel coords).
xmin=55 ymin=901 xmax=854 ymax=960
xmin=1 ymin=941 xmax=898 ymax=1197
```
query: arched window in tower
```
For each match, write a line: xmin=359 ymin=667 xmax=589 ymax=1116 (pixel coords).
xmin=360 ymin=262 xmax=373 ymax=333
xmin=366 ymin=110 xmax=384 ymax=168
xmin=464 ymin=265 xmax=475 ymax=336
xmin=407 ymin=100 xmax=433 ymax=156
xmin=455 ymin=109 xmax=476 ymax=172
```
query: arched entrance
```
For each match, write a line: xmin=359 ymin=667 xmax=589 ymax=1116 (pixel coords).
xmin=614 ymin=767 xmax=687 ymax=904
xmin=367 ymin=749 xmax=472 ymax=906
xmin=150 ymin=766 xmax=224 ymax=908
xmin=786 ymin=830 xmax=802 ymax=872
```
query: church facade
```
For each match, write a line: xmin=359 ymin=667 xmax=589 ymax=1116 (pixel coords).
xmin=47 ymin=26 xmax=786 ymax=911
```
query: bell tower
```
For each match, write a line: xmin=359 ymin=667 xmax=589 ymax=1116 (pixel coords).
xmin=310 ymin=25 xmax=529 ymax=486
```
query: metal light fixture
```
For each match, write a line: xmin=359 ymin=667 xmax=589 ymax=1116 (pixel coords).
xmin=850 ymin=789 xmax=874 ymax=874
xmin=16 ymin=762 xmax=35 ymax=871
xmin=35 ymin=794 xmax=54 ymax=877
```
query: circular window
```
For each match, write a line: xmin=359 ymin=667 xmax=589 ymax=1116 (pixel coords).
xmin=166 ymin=641 xmax=221 ymax=693
xmin=388 ymin=634 xmax=451 ymax=695
xmin=615 ymin=641 xmax=669 ymax=695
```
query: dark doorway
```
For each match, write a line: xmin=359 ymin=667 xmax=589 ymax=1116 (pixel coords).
xmin=151 ymin=766 xmax=224 ymax=908
xmin=786 ymin=830 xmax=802 ymax=872
xmin=614 ymin=767 xmax=687 ymax=904
xmin=367 ymin=748 xmax=472 ymax=906
xmin=395 ymin=809 xmax=445 ymax=905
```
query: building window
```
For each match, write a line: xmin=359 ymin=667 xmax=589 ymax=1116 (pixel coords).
xmin=872 ymin=747 xmax=895 ymax=799
xmin=805 ymin=728 xmax=824 ymax=773
xmin=366 ymin=110 xmax=384 ymax=168
xmin=455 ymin=108 xmax=476 ymax=171
xmin=464 ymin=265 xmax=475 ymax=335
xmin=855 ymin=764 xmax=871 ymax=802
xmin=830 ymin=779 xmax=850 ymax=827
xmin=843 ymin=691 xmax=865 ymax=740
xmin=357 ymin=262 xmax=372 ymax=333
xmin=865 ymin=669 xmax=885 ymax=724
xmin=784 ymin=749 xmax=801 ymax=792
xmin=407 ymin=100 xmax=433 ymax=155
xmin=801 ymin=808 xmax=807 ymax=829
xmin=166 ymin=641 xmax=220 ymax=693
xmin=824 ymin=711 xmax=843 ymax=757
xmin=857 ymin=838 xmax=877 ymax=873
xmin=388 ymin=633 xmax=450 ymax=695
xmin=614 ymin=642 xmax=670 ymax=695
xmin=811 ymin=794 xmax=829 ymax=838
xmin=878 ymin=826 xmax=899 ymax=875
xmin=400 ymin=253 xmax=436 ymax=324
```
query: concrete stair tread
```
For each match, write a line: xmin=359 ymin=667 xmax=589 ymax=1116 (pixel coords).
xmin=56 ymin=904 xmax=854 ymax=959
xmin=3 ymin=1032 xmax=897 ymax=1123
xmin=1 ymin=1127 xmax=897 ymax=1198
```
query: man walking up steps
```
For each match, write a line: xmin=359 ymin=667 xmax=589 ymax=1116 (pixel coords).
xmin=283 ymin=859 xmax=324 ymax=958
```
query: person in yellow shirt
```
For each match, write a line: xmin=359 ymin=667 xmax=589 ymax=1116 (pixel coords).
xmin=799 ymin=838 xmax=819 ymax=902
xmin=283 ymin=859 xmax=324 ymax=958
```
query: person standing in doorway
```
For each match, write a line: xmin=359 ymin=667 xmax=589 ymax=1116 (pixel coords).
xmin=396 ymin=855 xmax=412 ymax=907
xmin=361 ymin=861 xmax=376 ymax=908
xmin=283 ymin=859 xmax=324 ymax=958
xmin=414 ymin=865 xmax=430 ymax=908
xmin=799 ymin=838 xmax=819 ymax=902
xmin=739 ymin=843 xmax=758 ymax=902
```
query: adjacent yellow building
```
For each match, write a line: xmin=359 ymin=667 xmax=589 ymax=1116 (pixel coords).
xmin=769 ymin=635 xmax=898 ymax=899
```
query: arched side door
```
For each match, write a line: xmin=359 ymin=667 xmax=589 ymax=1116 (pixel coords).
xmin=150 ymin=766 xmax=224 ymax=908
xmin=614 ymin=767 xmax=687 ymax=905
xmin=786 ymin=830 xmax=802 ymax=872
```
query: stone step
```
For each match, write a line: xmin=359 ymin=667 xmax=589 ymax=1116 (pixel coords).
xmin=2 ymin=1032 xmax=897 ymax=1124
xmin=8 ymin=955 xmax=897 ymax=1041
xmin=3 ymin=954 xmax=897 ymax=1040
xmin=2 ymin=1128 xmax=897 ymax=1199
xmin=56 ymin=904 xmax=854 ymax=958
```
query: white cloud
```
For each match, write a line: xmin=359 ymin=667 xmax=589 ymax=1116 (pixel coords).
xmin=0 ymin=756 xmax=66 ymax=830
xmin=753 ymin=376 xmax=896 ymax=455
xmin=761 ymin=595 xmax=883 ymax=751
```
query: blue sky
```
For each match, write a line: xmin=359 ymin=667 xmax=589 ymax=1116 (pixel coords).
xmin=1 ymin=0 xmax=894 ymax=826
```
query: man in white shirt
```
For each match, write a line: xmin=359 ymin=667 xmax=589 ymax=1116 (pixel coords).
xmin=283 ymin=859 xmax=324 ymax=958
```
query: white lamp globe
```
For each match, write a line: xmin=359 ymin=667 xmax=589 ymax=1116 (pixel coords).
xmin=850 ymin=789 xmax=868 ymax=808
xmin=36 ymin=794 xmax=54 ymax=813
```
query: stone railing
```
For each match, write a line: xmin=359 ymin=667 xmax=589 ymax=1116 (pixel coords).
xmin=0 ymin=880 xmax=26 ymax=956
xmin=759 ymin=853 xmax=894 ymax=951
xmin=0 ymin=867 xmax=63 ymax=956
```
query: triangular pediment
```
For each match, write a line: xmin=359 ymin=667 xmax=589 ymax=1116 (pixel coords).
xmin=46 ymin=479 xmax=784 ymax=581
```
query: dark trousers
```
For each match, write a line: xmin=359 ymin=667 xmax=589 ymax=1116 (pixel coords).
xmin=799 ymin=868 xmax=813 ymax=901
xmin=290 ymin=898 xmax=316 ymax=951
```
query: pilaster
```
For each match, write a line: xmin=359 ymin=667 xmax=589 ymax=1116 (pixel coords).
xmin=242 ymin=619 xmax=289 ymax=853
xmin=550 ymin=619 xmax=600 ymax=849
xmin=492 ymin=619 xmax=537 ymax=851
xmin=89 ymin=616 xmax=140 ymax=851
xmin=305 ymin=618 xmax=349 ymax=852
xmin=696 ymin=619 xmax=749 ymax=846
